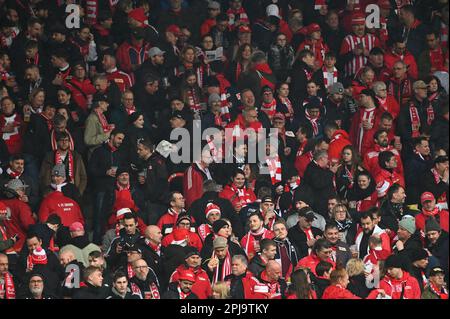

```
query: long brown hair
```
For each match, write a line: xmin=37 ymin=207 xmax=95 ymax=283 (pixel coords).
xmin=290 ymin=269 xmax=314 ymax=299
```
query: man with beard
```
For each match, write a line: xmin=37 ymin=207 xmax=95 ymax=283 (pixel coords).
xmin=129 ymin=259 xmax=161 ymax=299
xmin=241 ymin=213 xmax=275 ymax=260
xmin=323 ymin=222 xmax=352 ymax=268
xmin=355 ymin=212 xmax=391 ymax=260
xmin=0 ymin=253 xmax=16 ymax=299
xmin=18 ymin=273 xmax=55 ymax=299
xmin=364 ymin=129 xmax=404 ymax=178
xmin=288 ymin=208 xmax=322 ymax=259
xmin=169 ymin=247 xmax=212 ymax=299
xmin=323 ymin=82 xmax=353 ymax=131
xmin=163 ymin=268 xmax=198 ymax=299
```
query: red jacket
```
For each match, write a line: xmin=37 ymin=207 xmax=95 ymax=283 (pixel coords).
xmin=219 ymin=184 xmax=256 ymax=208
xmin=363 ymin=145 xmax=404 ymax=178
xmin=328 ymin=130 xmax=352 ymax=163
xmin=356 ymin=191 xmax=379 ymax=213
xmin=170 ymin=265 xmax=212 ymax=299
xmin=415 ymin=209 xmax=449 ymax=234
xmin=295 ymin=151 xmax=313 ymax=178
xmin=0 ymin=113 xmax=23 ymax=155
xmin=377 ymin=95 xmax=400 ymax=120
xmin=64 ymin=78 xmax=96 ymax=112
xmin=1 ymin=199 xmax=35 ymax=252
xmin=349 ymin=107 xmax=383 ymax=156
xmin=116 ymin=41 xmax=150 ymax=74
xmin=351 ymin=80 xmax=371 ymax=99
xmin=183 ymin=163 xmax=212 ymax=209
xmin=322 ymin=284 xmax=381 ymax=299
xmin=38 ymin=191 xmax=84 ymax=227
xmin=375 ymin=168 xmax=405 ymax=198
xmin=297 ymin=39 xmax=329 ymax=67
xmin=380 ymin=272 xmax=422 ymax=299
xmin=200 ymin=18 xmax=216 ymax=37
xmin=156 ymin=209 xmax=194 ymax=236
xmin=240 ymin=229 xmax=275 ymax=260
xmin=295 ymin=254 xmax=336 ymax=276
xmin=384 ymin=50 xmax=418 ymax=80
xmin=225 ymin=114 xmax=263 ymax=140
xmin=355 ymin=225 xmax=392 ymax=258
xmin=161 ymin=228 xmax=203 ymax=251
xmin=105 ymin=68 xmax=133 ymax=92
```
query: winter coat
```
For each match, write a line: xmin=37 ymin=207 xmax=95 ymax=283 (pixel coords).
xmin=72 ymin=282 xmax=109 ymax=299
xmin=162 ymin=282 xmax=198 ymax=299
xmin=327 ymin=130 xmax=352 ymax=163
xmin=288 ymin=224 xmax=323 ymax=260
xmin=225 ymin=271 xmax=261 ymax=299
xmin=379 ymin=271 xmax=422 ymax=299
xmin=38 ymin=191 xmax=84 ymax=227
xmin=169 ymin=265 xmax=212 ymax=300
xmin=322 ymin=284 xmax=381 ymax=299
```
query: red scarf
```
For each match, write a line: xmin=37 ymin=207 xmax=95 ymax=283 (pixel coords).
xmin=127 ymin=263 xmax=135 ymax=279
xmin=430 ymin=282 xmax=449 ymax=299
xmin=254 ymin=64 xmax=275 ymax=90
xmin=0 ymin=272 xmax=16 ymax=299
xmin=6 ymin=168 xmax=21 ymax=179
xmin=304 ymin=68 xmax=313 ymax=81
xmin=322 ymin=67 xmax=338 ymax=88
xmin=244 ymin=227 xmax=272 ymax=256
xmin=212 ymin=248 xmax=232 ymax=284
xmin=40 ymin=113 xmax=53 ymax=131
xmin=422 ymin=207 xmax=440 ymax=218
xmin=426 ymin=103 xmax=435 ymax=126
xmin=261 ymin=99 xmax=277 ymax=119
xmin=145 ymin=239 xmax=161 ymax=254
xmin=50 ymin=130 xmax=75 ymax=151
xmin=186 ymin=87 xmax=201 ymax=112
xmin=279 ymin=96 xmax=294 ymax=120
xmin=130 ymin=281 xmax=160 ymax=299
xmin=55 ymin=151 xmax=74 ymax=182
xmin=230 ymin=184 xmax=254 ymax=206
xmin=296 ymin=140 xmax=308 ymax=157
xmin=198 ymin=224 xmax=212 ymax=242
xmin=219 ymin=93 xmax=231 ymax=124
xmin=314 ymin=0 xmax=326 ymax=9
xmin=260 ymin=271 xmax=282 ymax=299
xmin=266 ymin=156 xmax=282 ymax=185
xmin=409 ymin=105 xmax=421 ymax=138
xmin=305 ymin=109 xmax=320 ymax=136
xmin=95 ymin=109 xmax=110 ymax=133
xmin=125 ymin=105 xmax=136 ymax=115
xmin=429 ymin=47 xmax=446 ymax=73
xmin=178 ymin=286 xmax=192 ymax=299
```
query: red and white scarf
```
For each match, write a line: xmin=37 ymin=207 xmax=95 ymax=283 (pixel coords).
xmin=125 ymin=105 xmax=136 ymax=115
xmin=261 ymin=99 xmax=277 ymax=119
xmin=323 ymin=67 xmax=338 ymax=89
xmin=186 ymin=87 xmax=202 ymax=112
xmin=50 ymin=130 xmax=75 ymax=151
xmin=6 ymin=168 xmax=21 ymax=179
xmin=130 ymin=281 xmax=160 ymax=299
xmin=230 ymin=184 xmax=254 ymax=206
xmin=127 ymin=263 xmax=135 ymax=279
xmin=178 ymin=286 xmax=192 ymax=299
xmin=409 ymin=105 xmax=421 ymax=138
xmin=212 ymin=248 xmax=232 ymax=284
xmin=55 ymin=151 xmax=74 ymax=182
xmin=266 ymin=156 xmax=282 ymax=185
xmin=305 ymin=109 xmax=320 ymax=136
xmin=279 ymin=96 xmax=294 ymax=120
xmin=429 ymin=282 xmax=449 ymax=299
xmin=95 ymin=109 xmax=110 ymax=133
xmin=220 ymin=93 xmax=231 ymax=124
xmin=0 ymin=273 xmax=16 ymax=299
xmin=356 ymin=107 xmax=376 ymax=152
xmin=244 ymin=227 xmax=272 ymax=257
xmin=314 ymin=0 xmax=327 ymax=10
xmin=40 ymin=113 xmax=53 ymax=131
xmin=426 ymin=103 xmax=435 ymax=126
xmin=198 ymin=224 xmax=212 ymax=242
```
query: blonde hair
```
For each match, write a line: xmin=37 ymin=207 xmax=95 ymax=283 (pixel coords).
xmin=346 ymin=258 xmax=365 ymax=277
xmin=329 ymin=268 xmax=348 ymax=285
xmin=212 ymin=281 xmax=230 ymax=299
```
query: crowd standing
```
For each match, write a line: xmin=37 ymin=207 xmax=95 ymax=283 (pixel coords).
xmin=0 ymin=0 xmax=449 ymax=300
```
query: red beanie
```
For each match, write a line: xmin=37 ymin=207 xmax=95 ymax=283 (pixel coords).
xmin=351 ymin=12 xmax=366 ymax=26
xmin=172 ymin=228 xmax=190 ymax=241
xmin=31 ymin=248 xmax=48 ymax=265
xmin=178 ymin=269 xmax=196 ymax=282
xmin=205 ymin=203 xmax=221 ymax=219
xmin=128 ymin=8 xmax=147 ymax=25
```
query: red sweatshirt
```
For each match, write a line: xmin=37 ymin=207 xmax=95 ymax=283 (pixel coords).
xmin=38 ymin=191 xmax=84 ymax=227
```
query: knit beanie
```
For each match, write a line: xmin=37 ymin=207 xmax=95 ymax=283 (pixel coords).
xmin=212 ymin=219 xmax=229 ymax=234
xmin=398 ymin=216 xmax=416 ymax=235
xmin=384 ymin=254 xmax=405 ymax=269
xmin=425 ymin=218 xmax=441 ymax=233
xmin=410 ymin=249 xmax=429 ymax=262
xmin=31 ymin=248 xmax=48 ymax=265
xmin=205 ymin=203 xmax=221 ymax=219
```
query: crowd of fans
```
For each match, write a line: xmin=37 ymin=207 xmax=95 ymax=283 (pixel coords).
xmin=0 ymin=0 xmax=449 ymax=300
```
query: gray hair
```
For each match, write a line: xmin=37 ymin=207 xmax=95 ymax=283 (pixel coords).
xmin=372 ymin=81 xmax=387 ymax=94
xmin=232 ymin=255 xmax=248 ymax=267
xmin=313 ymin=149 xmax=328 ymax=161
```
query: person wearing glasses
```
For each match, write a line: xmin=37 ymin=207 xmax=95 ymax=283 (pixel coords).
xmin=18 ymin=273 xmax=56 ymax=299
xmin=128 ymin=259 xmax=161 ymax=299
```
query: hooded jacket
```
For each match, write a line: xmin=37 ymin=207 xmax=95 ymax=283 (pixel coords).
xmin=379 ymin=271 xmax=421 ymax=299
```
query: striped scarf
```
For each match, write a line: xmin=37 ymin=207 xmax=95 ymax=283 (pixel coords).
xmin=95 ymin=109 xmax=110 ymax=133
xmin=51 ymin=129 xmax=75 ymax=151
xmin=220 ymin=93 xmax=231 ymax=124
xmin=0 ymin=272 xmax=16 ymax=299
xmin=261 ymin=99 xmax=277 ymax=119
xmin=55 ymin=150 xmax=74 ymax=182
xmin=279 ymin=96 xmax=294 ymax=120
xmin=212 ymin=249 xmax=232 ymax=284
xmin=409 ymin=105 xmax=421 ymax=138
xmin=266 ymin=156 xmax=282 ymax=185
xmin=305 ymin=109 xmax=320 ymax=136
xmin=186 ymin=87 xmax=201 ymax=112
xmin=322 ymin=67 xmax=338 ymax=89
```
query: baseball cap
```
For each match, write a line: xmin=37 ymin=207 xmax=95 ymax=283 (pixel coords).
xmin=148 ymin=47 xmax=165 ymax=58
xmin=69 ymin=222 xmax=84 ymax=232
xmin=166 ymin=24 xmax=182 ymax=36
xmin=261 ymin=196 xmax=274 ymax=204
xmin=420 ymin=192 xmax=435 ymax=204
xmin=413 ymin=80 xmax=428 ymax=90
xmin=170 ymin=110 xmax=187 ymax=121
xmin=329 ymin=82 xmax=344 ymax=95
xmin=430 ymin=267 xmax=445 ymax=277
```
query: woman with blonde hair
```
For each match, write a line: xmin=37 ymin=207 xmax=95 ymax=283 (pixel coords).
xmin=346 ymin=258 xmax=372 ymax=298
xmin=330 ymin=203 xmax=357 ymax=244
xmin=211 ymin=281 xmax=231 ymax=299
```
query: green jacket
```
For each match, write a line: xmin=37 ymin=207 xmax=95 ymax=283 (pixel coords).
xmin=421 ymin=285 xmax=446 ymax=299
xmin=84 ymin=112 xmax=110 ymax=152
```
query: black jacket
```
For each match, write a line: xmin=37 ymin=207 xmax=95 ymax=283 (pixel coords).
xmin=379 ymin=200 xmax=416 ymax=232
xmin=302 ymin=161 xmax=336 ymax=217
xmin=72 ymin=282 xmax=109 ymax=299
xmin=288 ymin=224 xmax=323 ymax=259
xmin=289 ymin=61 xmax=323 ymax=106
xmin=393 ymin=232 xmax=424 ymax=263
xmin=421 ymin=168 xmax=449 ymax=209
xmin=426 ymin=232 xmax=449 ymax=278
xmin=105 ymin=229 xmax=142 ymax=272
xmin=347 ymin=274 xmax=372 ymax=298
xmin=404 ymin=153 xmax=433 ymax=205
xmin=200 ymin=234 xmax=246 ymax=264
xmin=137 ymin=152 xmax=169 ymax=205
xmin=274 ymin=237 xmax=300 ymax=270
xmin=248 ymin=254 xmax=267 ymax=277
xmin=136 ymin=237 xmax=166 ymax=291
xmin=128 ymin=269 xmax=160 ymax=299
xmin=87 ymin=142 xmax=127 ymax=193
xmin=162 ymin=282 xmax=198 ymax=299
xmin=106 ymin=287 xmax=141 ymax=299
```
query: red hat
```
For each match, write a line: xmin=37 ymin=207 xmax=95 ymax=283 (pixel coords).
xmin=166 ymin=24 xmax=181 ymax=36
xmin=421 ymin=192 xmax=435 ymax=204
xmin=178 ymin=269 xmax=196 ymax=282
xmin=273 ymin=112 xmax=286 ymax=121
xmin=205 ymin=203 xmax=221 ymax=219
xmin=31 ymin=248 xmax=48 ymax=265
xmin=238 ymin=25 xmax=251 ymax=33
xmin=116 ymin=207 xmax=132 ymax=221
xmin=0 ymin=201 xmax=8 ymax=215
xmin=378 ymin=0 xmax=391 ymax=9
xmin=351 ymin=12 xmax=366 ymax=25
xmin=308 ymin=23 xmax=321 ymax=33
xmin=128 ymin=8 xmax=148 ymax=25
xmin=69 ymin=222 xmax=84 ymax=232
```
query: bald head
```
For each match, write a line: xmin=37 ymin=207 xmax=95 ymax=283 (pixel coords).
xmin=266 ymin=260 xmax=282 ymax=281
xmin=145 ymin=225 xmax=163 ymax=245
xmin=59 ymin=250 xmax=76 ymax=267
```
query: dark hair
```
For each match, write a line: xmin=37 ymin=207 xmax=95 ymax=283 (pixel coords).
xmin=367 ymin=207 xmax=380 ymax=218
xmin=26 ymin=232 xmax=42 ymax=241
xmin=89 ymin=251 xmax=102 ymax=259
xmin=113 ymin=271 xmax=128 ymax=282
xmin=248 ymin=212 xmax=264 ymax=222
xmin=9 ymin=153 xmax=25 ymax=162
xmin=360 ymin=211 xmax=374 ymax=221
xmin=260 ymin=239 xmax=276 ymax=252
xmin=299 ymin=49 xmax=314 ymax=60
xmin=380 ymin=111 xmax=394 ymax=122
xmin=324 ymin=221 xmax=339 ymax=232
xmin=289 ymin=269 xmax=313 ymax=299
xmin=217 ymin=13 xmax=228 ymax=22
xmin=373 ymin=129 xmax=389 ymax=141
xmin=387 ymin=183 xmax=403 ymax=201
xmin=46 ymin=214 xmax=62 ymax=225
xmin=51 ymin=49 xmax=69 ymax=61
xmin=378 ymin=150 xmax=395 ymax=169
xmin=123 ymin=212 xmax=138 ymax=223
xmin=312 ymin=238 xmax=332 ymax=255
xmin=413 ymin=136 xmax=429 ymax=149
xmin=316 ymin=261 xmax=333 ymax=276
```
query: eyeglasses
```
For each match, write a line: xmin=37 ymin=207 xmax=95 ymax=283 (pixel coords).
xmin=178 ymin=222 xmax=191 ymax=226
xmin=133 ymin=266 xmax=148 ymax=270
xmin=30 ymin=280 xmax=43 ymax=284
